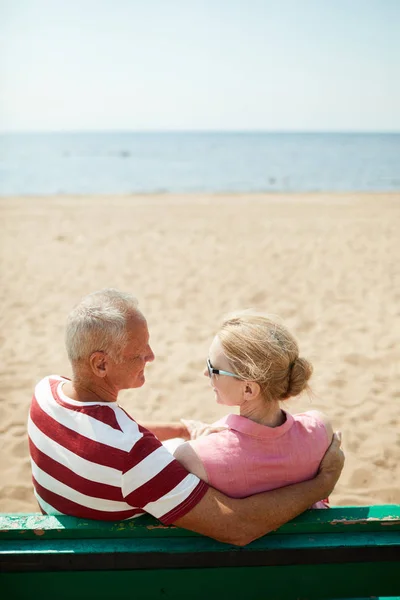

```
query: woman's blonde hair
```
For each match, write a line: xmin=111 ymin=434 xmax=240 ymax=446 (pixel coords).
xmin=217 ymin=311 xmax=313 ymax=402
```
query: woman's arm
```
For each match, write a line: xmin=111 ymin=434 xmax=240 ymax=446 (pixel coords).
xmin=174 ymin=441 xmax=209 ymax=483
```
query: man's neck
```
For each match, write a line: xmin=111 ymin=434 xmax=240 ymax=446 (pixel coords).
xmin=62 ymin=378 xmax=118 ymax=404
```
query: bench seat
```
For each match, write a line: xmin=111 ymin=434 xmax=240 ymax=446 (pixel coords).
xmin=1 ymin=505 xmax=399 ymax=599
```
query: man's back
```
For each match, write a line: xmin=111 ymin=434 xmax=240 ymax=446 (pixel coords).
xmin=28 ymin=375 xmax=207 ymax=522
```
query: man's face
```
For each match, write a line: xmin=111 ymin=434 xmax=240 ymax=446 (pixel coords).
xmin=109 ymin=313 xmax=155 ymax=391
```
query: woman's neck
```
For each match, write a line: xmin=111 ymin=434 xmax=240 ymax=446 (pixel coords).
xmin=239 ymin=399 xmax=285 ymax=428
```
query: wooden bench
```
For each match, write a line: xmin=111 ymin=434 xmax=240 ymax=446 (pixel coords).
xmin=1 ymin=505 xmax=399 ymax=599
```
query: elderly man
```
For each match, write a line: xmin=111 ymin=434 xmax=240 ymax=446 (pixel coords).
xmin=28 ymin=289 xmax=344 ymax=546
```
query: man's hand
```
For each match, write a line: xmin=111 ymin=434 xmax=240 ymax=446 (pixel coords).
xmin=317 ymin=432 xmax=345 ymax=496
xmin=174 ymin=431 xmax=345 ymax=546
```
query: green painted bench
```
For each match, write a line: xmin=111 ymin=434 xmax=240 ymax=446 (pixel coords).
xmin=1 ymin=505 xmax=399 ymax=599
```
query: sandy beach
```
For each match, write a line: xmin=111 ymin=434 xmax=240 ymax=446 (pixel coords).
xmin=0 ymin=192 xmax=399 ymax=513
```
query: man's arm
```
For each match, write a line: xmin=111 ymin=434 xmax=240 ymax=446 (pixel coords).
xmin=139 ymin=421 xmax=190 ymax=441
xmin=173 ymin=432 xmax=344 ymax=547
xmin=139 ymin=419 xmax=224 ymax=442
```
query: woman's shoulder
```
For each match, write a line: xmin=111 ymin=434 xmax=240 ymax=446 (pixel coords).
xmin=293 ymin=410 xmax=333 ymax=443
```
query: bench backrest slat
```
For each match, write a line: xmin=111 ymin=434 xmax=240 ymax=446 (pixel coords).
xmin=1 ymin=506 xmax=399 ymax=599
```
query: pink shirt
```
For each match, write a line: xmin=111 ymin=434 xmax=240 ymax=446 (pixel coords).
xmin=191 ymin=410 xmax=330 ymax=505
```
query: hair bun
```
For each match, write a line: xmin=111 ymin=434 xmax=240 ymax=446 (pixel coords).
xmin=218 ymin=311 xmax=314 ymax=402
xmin=284 ymin=357 xmax=313 ymax=399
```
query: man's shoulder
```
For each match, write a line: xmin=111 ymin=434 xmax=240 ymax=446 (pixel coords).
xmin=35 ymin=374 xmax=68 ymax=388
xmin=33 ymin=374 xmax=63 ymax=399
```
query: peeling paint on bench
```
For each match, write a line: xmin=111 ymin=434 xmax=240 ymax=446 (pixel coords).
xmin=1 ymin=505 xmax=399 ymax=600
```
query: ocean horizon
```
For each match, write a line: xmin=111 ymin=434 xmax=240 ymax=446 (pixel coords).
xmin=1 ymin=131 xmax=399 ymax=195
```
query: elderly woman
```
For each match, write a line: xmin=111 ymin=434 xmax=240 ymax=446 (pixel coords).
xmin=171 ymin=312 xmax=333 ymax=507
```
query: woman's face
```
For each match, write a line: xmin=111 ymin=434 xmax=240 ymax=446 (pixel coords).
xmin=204 ymin=336 xmax=245 ymax=406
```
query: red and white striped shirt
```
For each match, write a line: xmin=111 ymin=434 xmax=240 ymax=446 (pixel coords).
xmin=28 ymin=375 xmax=208 ymax=523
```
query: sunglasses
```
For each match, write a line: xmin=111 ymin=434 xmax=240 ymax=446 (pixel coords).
xmin=206 ymin=358 xmax=241 ymax=379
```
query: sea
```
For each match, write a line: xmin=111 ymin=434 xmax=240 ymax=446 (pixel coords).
xmin=0 ymin=131 xmax=399 ymax=195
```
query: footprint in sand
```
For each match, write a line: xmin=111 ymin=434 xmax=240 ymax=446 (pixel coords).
xmin=344 ymin=353 xmax=372 ymax=367
xmin=329 ymin=377 xmax=347 ymax=389
xmin=296 ymin=320 xmax=315 ymax=334
xmin=12 ymin=438 xmax=29 ymax=459
xmin=248 ymin=291 xmax=267 ymax=305
xmin=348 ymin=467 xmax=371 ymax=488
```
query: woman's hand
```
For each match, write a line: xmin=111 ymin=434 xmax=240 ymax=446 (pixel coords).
xmin=181 ymin=419 xmax=227 ymax=440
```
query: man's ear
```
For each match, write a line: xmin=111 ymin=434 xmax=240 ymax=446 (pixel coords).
xmin=243 ymin=381 xmax=261 ymax=401
xmin=89 ymin=351 xmax=108 ymax=378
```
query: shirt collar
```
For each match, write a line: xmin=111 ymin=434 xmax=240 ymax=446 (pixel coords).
xmin=221 ymin=410 xmax=294 ymax=439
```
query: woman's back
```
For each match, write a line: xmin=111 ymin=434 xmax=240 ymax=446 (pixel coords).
xmin=189 ymin=410 xmax=330 ymax=498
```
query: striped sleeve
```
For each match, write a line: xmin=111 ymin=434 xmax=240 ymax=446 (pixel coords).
xmin=121 ymin=428 xmax=208 ymax=524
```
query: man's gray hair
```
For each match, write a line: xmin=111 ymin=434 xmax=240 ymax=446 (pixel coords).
xmin=65 ymin=289 xmax=140 ymax=363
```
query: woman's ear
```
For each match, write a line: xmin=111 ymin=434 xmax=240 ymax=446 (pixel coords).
xmin=243 ymin=381 xmax=261 ymax=400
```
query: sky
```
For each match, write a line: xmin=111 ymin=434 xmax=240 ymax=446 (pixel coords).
xmin=0 ymin=0 xmax=399 ymax=132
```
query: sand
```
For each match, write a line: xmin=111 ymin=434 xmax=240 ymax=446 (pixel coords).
xmin=0 ymin=193 xmax=399 ymax=513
